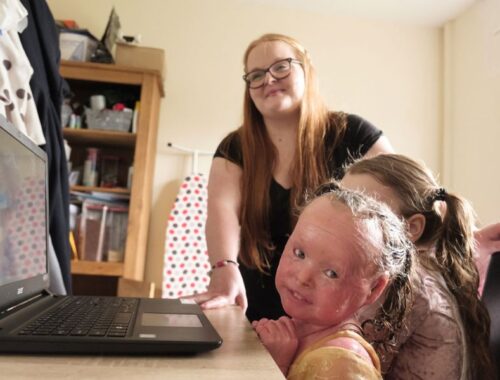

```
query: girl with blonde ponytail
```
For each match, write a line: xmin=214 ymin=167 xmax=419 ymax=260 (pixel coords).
xmin=342 ymin=153 xmax=494 ymax=379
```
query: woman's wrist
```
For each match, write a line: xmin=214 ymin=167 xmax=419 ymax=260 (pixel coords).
xmin=209 ymin=259 xmax=239 ymax=275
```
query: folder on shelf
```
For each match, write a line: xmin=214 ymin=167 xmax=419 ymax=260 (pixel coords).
xmin=69 ymin=231 xmax=79 ymax=260
xmin=132 ymin=101 xmax=140 ymax=134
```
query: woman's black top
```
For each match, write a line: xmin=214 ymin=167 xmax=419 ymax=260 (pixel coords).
xmin=214 ymin=113 xmax=383 ymax=321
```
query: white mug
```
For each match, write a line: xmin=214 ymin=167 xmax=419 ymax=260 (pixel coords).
xmin=90 ymin=95 xmax=106 ymax=111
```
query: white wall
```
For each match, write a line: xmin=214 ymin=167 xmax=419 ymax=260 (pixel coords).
xmin=47 ymin=0 xmax=442 ymax=288
xmin=443 ymin=0 xmax=500 ymax=225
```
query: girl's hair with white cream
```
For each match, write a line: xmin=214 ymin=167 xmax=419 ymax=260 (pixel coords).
xmin=306 ymin=183 xmax=415 ymax=353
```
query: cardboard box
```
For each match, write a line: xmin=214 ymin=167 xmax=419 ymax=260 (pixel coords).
xmin=60 ymin=32 xmax=98 ymax=62
xmin=115 ymin=43 xmax=165 ymax=77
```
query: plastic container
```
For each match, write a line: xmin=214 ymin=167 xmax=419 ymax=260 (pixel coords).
xmin=61 ymin=100 xmax=72 ymax=127
xmin=59 ymin=31 xmax=98 ymax=62
xmin=79 ymin=201 xmax=128 ymax=262
xmin=69 ymin=204 xmax=79 ymax=231
xmin=100 ymin=155 xmax=120 ymax=188
xmin=105 ymin=206 xmax=129 ymax=262
xmin=85 ymin=108 xmax=133 ymax=132
xmin=79 ymin=202 xmax=105 ymax=261
xmin=82 ymin=148 xmax=100 ymax=187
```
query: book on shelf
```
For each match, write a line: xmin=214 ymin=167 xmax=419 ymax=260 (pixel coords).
xmin=69 ymin=231 xmax=79 ymax=261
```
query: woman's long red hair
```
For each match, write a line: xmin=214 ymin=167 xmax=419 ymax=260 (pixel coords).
xmin=230 ymin=33 xmax=346 ymax=271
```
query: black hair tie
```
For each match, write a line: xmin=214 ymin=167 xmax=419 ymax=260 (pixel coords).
xmin=434 ymin=187 xmax=446 ymax=202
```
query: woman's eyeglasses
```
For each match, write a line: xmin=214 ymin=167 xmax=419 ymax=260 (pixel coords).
xmin=242 ymin=58 xmax=302 ymax=89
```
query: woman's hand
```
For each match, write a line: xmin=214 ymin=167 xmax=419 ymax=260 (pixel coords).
xmin=188 ymin=157 xmax=246 ymax=309
xmin=252 ymin=316 xmax=299 ymax=375
xmin=186 ymin=264 xmax=247 ymax=311
xmin=474 ymin=222 xmax=500 ymax=294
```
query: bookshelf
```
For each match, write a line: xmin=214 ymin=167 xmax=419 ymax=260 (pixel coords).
xmin=61 ymin=60 xmax=163 ymax=294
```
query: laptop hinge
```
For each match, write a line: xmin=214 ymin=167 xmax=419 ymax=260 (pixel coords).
xmin=4 ymin=292 xmax=47 ymax=315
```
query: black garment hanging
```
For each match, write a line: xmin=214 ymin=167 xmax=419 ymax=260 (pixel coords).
xmin=18 ymin=0 xmax=72 ymax=292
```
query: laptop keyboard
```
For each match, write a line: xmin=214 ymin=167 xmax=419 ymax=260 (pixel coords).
xmin=17 ymin=296 xmax=139 ymax=338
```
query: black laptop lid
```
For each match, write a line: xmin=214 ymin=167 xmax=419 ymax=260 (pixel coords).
xmin=0 ymin=115 xmax=49 ymax=310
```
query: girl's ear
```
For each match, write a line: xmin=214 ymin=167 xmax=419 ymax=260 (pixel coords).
xmin=364 ymin=273 xmax=389 ymax=306
xmin=406 ymin=213 xmax=426 ymax=243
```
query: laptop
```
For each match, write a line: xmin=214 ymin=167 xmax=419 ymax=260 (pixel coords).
xmin=0 ymin=115 xmax=222 ymax=354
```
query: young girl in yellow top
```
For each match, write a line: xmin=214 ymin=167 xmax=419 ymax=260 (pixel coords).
xmin=252 ymin=185 xmax=414 ymax=379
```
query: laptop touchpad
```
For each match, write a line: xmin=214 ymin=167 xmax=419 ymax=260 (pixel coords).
xmin=141 ymin=312 xmax=203 ymax=328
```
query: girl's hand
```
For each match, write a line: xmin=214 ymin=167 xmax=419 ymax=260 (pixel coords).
xmin=252 ymin=316 xmax=299 ymax=375
xmin=185 ymin=264 xmax=247 ymax=311
xmin=474 ymin=222 xmax=500 ymax=294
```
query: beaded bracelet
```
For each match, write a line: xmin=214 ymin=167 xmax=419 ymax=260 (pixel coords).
xmin=209 ymin=259 xmax=239 ymax=275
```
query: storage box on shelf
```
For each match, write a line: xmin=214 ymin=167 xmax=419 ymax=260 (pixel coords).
xmin=115 ymin=43 xmax=165 ymax=79
xmin=59 ymin=31 xmax=98 ymax=62
xmin=79 ymin=200 xmax=129 ymax=263
xmin=61 ymin=60 xmax=163 ymax=296
xmin=85 ymin=108 xmax=133 ymax=132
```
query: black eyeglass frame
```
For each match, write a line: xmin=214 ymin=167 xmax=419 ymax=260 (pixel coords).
xmin=242 ymin=57 xmax=302 ymax=89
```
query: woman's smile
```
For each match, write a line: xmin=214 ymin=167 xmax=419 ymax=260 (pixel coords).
xmin=265 ymin=88 xmax=285 ymax=98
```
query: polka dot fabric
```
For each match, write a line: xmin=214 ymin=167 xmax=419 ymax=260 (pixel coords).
xmin=162 ymin=174 xmax=210 ymax=298
xmin=0 ymin=1 xmax=45 ymax=145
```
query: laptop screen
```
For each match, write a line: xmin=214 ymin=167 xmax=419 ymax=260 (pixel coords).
xmin=0 ymin=116 xmax=49 ymax=307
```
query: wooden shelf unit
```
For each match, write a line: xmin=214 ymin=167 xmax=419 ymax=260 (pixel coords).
xmin=63 ymin=128 xmax=136 ymax=147
xmin=61 ymin=60 xmax=163 ymax=292
xmin=71 ymin=260 xmax=124 ymax=276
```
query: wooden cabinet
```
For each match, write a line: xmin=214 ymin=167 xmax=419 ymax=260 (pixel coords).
xmin=60 ymin=60 xmax=163 ymax=295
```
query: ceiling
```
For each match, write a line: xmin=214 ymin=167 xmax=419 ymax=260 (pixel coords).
xmin=243 ymin=0 xmax=478 ymax=27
